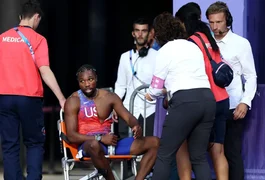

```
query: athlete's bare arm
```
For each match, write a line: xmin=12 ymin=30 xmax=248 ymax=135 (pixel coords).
xmin=109 ymin=93 xmax=138 ymax=127
xmin=64 ymin=93 xmax=95 ymax=144
xmin=109 ymin=92 xmax=142 ymax=138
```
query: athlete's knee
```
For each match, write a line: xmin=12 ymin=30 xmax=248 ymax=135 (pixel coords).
xmin=84 ymin=140 xmax=102 ymax=155
xmin=153 ymin=137 xmax=160 ymax=148
xmin=146 ymin=136 xmax=160 ymax=149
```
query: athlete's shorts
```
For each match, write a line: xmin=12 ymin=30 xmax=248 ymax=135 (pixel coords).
xmin=209 ymin=98 xmax=229 ymax=144
xmin=77 ymin=137 xmax=134 ymax=158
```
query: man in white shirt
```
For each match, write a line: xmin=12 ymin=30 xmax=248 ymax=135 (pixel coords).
xmin=114 ymin=18 xmax=158 ymax=138
xmin=206 ymin=2 xmax=257 ymax=180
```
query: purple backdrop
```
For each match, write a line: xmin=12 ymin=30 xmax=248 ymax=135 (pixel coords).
xmin=153 ymin=98 xmax=167 ymax=138
xmin=172 ymin=0 xmax=265 ymax=84
xmin=173 ymin=0 xmax=246 ymax=37
xmin=242 ymin=84 xmax=265 ymax=179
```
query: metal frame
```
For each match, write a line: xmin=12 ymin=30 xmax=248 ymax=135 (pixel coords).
xmin=128 ymin=84 xmax=150 ymax=137
xmin=128 ymin=84 xmax=154 ymax=180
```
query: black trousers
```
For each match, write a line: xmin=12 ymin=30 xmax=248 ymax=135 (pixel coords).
xmin=224 ymin=109 xmax=246 ymax=180
xmin=152 ymin=88 xmax=216 ymax=180
xmin=117 ymin=112 xmax=155 ymax=138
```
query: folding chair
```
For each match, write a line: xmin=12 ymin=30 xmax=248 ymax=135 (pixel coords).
xmin=57 ymin=109 xmax=138 ymax=180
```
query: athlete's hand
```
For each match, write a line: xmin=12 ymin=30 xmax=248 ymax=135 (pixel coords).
xmin=112 ymin=110 xmax=118 ymax=123
xmin=101 ymin=133 xmax=118 ymax=146
xmin=132 ymin=125 xmax=142 ymax=139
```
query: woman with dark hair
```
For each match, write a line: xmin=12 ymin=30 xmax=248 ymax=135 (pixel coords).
xmin=176 ymin=2 xmax=202 ymax=19
xmin=145 ymin=12 xmax=216 ymax=180
xmin=175 ymin=4 xmax=230 ymax=180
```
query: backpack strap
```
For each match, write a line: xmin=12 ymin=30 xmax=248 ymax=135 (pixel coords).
xmin=190 ymin=33 xmax=213 ymax=62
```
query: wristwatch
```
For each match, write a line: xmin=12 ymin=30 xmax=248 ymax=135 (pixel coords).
xmin=95 ymin=134 xmax=102 ymax=142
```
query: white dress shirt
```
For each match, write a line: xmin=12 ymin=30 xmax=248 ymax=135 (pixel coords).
xmin=148 ymin=39 xmax=210 ymax=98
xmin=216 ymin=30 xmax=257 ymax=109
xmin=115 ymin=48 xmax=158 ymax=119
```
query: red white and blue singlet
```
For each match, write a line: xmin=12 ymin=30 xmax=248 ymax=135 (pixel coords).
xmin=77 ymin=90 xmax=113 ymax=136
xmin=77 ymin=90 xmax=134 ymax=157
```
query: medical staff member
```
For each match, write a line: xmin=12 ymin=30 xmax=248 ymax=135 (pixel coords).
xmin=0 ymin=0 xmax=65 ymax=179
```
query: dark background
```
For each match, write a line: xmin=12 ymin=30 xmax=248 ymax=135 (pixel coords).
xmin=39 ymin=0 xmax=173 ymax=106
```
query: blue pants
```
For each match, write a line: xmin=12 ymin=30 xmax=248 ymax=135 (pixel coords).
xmin=0 ymin=95 xmax=45 ymax=180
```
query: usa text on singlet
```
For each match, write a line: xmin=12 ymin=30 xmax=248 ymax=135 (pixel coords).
xmin=77 ymin=90 xmax=113 ymax=136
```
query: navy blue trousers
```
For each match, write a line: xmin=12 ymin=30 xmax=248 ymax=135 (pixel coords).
xmin=0 ymin=95 xmax=45 ymax=180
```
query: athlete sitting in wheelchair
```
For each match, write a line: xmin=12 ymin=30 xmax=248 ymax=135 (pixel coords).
xmin=64 ymin=64 xmax=159 ymax=180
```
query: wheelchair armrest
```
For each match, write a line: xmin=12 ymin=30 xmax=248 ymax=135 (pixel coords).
xmin=60 ymin=132 xmax=71 ymax=144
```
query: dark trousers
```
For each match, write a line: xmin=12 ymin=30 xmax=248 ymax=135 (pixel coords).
xmin=118 ymin=112 xmax=155 ymax=138
xmin=152 ymin=88 xmax=216 ymax=180
xmin=209 ymin=98 xmax=230 ymax=144
xmin=0 ymin=95 xmax=45 ymax=180
xmin=224 ymin=109 xmax=245 ymax=180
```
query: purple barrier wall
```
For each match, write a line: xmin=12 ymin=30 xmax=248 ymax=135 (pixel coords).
xmin=153 ymin=98 xmax=166 ymax=138
xmin=173 ymin=0 xmax=246 ymax=37
xmin=242 ymin=84 xmax=265 ymax=180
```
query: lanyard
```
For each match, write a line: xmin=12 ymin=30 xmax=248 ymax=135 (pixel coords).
xmin=129 ymin=50 xmax=145 ymax=84
xmin=14 ymin=27 xmax=35 ymax=63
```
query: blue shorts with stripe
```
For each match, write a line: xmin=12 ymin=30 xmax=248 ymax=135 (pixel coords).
xmin=78 ymin=137 xmax=134 ymax=157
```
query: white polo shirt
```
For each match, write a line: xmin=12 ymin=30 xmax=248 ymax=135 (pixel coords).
xmin=148 ymin=39 xmax=210 ymax=98
xmin=115 ymin=48 xmax=158 ymax=119
xmin=215 ymin=30 xmax=257 ymax=109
